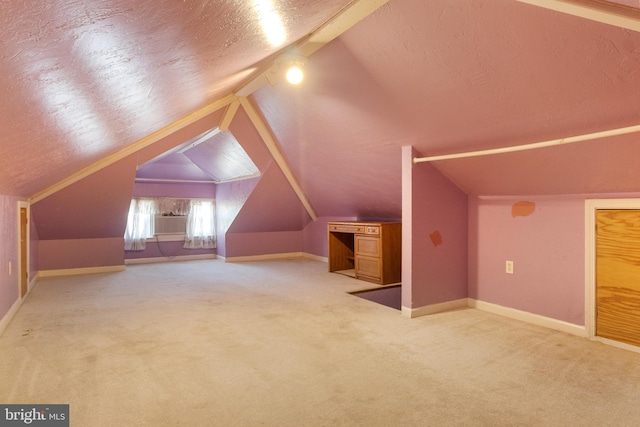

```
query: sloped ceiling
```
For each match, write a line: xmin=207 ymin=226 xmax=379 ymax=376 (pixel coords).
xmin=3 ymin=0 xmax=640 ymax=214
xmin=255 ymin=0 xmax=640 ymax=205
xmin=0 ymin=0 xmax=352 ymax=197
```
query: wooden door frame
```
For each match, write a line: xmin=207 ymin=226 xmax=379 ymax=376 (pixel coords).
xmin=585 ymin=198 xmax=640 ymax=350
xmin=17 ymin=201 xmax=30 ymax=299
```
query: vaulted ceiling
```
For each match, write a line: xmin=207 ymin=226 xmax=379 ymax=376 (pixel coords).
xmin=2 ymin=0 xmax=640 ymax=214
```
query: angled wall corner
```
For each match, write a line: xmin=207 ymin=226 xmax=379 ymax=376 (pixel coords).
xmin=402 ymin=146 xmax=468 ymax=316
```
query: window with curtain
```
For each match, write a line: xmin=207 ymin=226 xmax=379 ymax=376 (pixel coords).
xmin=124 ymin=198 xmax=157 ymax=251
xmin=184 ymin=199 xmax=216 ymax=249
xmin=124 ymin=197 xmax=216 ymax=251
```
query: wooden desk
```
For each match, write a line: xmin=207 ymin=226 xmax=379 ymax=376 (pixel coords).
xmin=328 ymin=221 xmax=401 ymax=285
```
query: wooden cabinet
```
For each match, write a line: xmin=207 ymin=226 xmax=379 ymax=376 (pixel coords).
xmin=328 ymin=221 xmax=401 ymax=285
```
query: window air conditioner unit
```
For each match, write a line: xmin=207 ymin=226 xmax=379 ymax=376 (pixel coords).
xmin=154 ymin=215 xmax=187 ymax=235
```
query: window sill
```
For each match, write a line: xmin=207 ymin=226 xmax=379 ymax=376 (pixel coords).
xmin=147 ymin=234 xmax=185 ymax=243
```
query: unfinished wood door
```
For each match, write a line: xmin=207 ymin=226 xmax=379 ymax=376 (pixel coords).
xmin=19 ymin=207 xmax=28 ymax=298
xmin=596 ymin=209 xmax=640 ymax=346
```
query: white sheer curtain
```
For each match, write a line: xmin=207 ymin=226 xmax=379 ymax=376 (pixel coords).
xmin=184 ymin=200 xmax=216 ymax=249
xmin=124 ymin=198 xmax=157 ymax=251
xmin=157 ymin=198 xmax=190 ymax=216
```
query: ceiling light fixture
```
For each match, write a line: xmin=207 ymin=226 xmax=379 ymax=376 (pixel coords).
xmin=286 ymin=65 xmax=304 ymax=85
xmin=275 ymin=54 xmax=307 ymax=85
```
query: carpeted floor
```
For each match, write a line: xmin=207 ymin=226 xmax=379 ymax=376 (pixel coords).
xmin=1 ymin=258 xmax=640 ymax=426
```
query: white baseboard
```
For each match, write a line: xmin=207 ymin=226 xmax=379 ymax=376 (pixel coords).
xmin=225 ymin=252 xmax=325 ymax=263
xmin=469 ymin=299 xmax=587 ymax=337
xmin=125 ymin=254 xmax=216 ymax=265
xmin=302 ymin=253 xmax=328 ymax=263
xmin=592 ymin=336 xmax=640 ymax=353
xmin=402 ymin=298 xmax=469 ymax=318
xmin=401 ymin=298 xmax=586 ymax=337
xmin=0 ymin=297 xmax=22 ymax=337
xmin=28 ymin=273 xmax=38 ymax=293
xmin=39 ymin=265 xmax=126 ymax=278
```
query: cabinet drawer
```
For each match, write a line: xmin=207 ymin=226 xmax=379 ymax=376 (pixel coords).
xmin=365 ymin=226 xmax=380 ymax=235
xmin=356 ymin=255 xmax=381 ymax=281
xmin=355 ymin=235 xmax=380 ymax=257
xmin=329 ymin=224 xmax=365 ymax=234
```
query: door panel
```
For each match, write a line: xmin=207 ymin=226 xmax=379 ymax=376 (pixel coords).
xmin=596 ymin=209 xmax=640 ymax=347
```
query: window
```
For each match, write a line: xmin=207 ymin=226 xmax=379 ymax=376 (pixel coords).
xmin=184 ymin=200 xmax=216 ymax=249
xmin=124 ymin=198 xmax=156 ymax=251
xmin=124 ymin=197 xmax=216 ymax=251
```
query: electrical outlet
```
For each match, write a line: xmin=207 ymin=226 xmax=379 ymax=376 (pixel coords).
xmin=8 ymin=261 xmax=12 ymax=275
xmin=506 ymin=260 xmax=514 ymax=274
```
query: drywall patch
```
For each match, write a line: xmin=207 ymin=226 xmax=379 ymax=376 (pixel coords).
xmin=512 ymin=201 xmax=536 ymax=217
xmin=429 ymin=230 xmax=443 ymax=247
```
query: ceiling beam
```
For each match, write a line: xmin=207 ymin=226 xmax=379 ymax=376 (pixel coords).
xmin=238 ymin=96 xmax=318 ymax=221
xmin=515 ymin=0 xmax=640 ymax=32
xmin=30 ymin=94 xmax=235 ymax=203
xmin=298 ymin=0 xmax=390 ymax=57
xmin=219 ymin=100 xmax=241 ymax=132
xmin=235 ymin=0 xmax=390 ymax=97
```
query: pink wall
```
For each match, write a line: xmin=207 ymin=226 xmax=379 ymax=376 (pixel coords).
xmin=31 ymin=156 xmax=137 ymax=241
xmin=126 ymin=181 xmax=217 ymax=260
xmin=0 ymin=195 xmax=22 ymax=321
xmin=302 ymin=216 xmax=357 ymax=257
xmin=132 ymin=182 xmax=215 ymax=199
xmin=469 ymin=196 xmax=586 ymax=325
xmin=214 ymin=177 xmax=260 ymax=258
xmin=38 ymin=238 xmax=124 ymax=270
xmin=228 ymin=164 xmax=311 ymax=233
xmin=225 ymin=231 xmax=303 ymax=258
xmin=125 ymin=241 xmax=214 ymax=260
xmin=402 ymin=146 xmax=468 ymax=309
xmin=217 ymin=164 xmax=311 ymax=258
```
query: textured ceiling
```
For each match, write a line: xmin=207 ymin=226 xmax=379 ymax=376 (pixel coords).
xmin=2 ymin=0 xmax=640 ymax=206
xmin=0 ymin=0 xmax=351 ymax=197
xmin=255 ymin=0 xmax=640 ymax=204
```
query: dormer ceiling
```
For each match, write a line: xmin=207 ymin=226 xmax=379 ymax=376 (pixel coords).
xmin=135 ymin=128 xmax=260 ymax=183
xmin=2 ymin=0 xmax=640 ymax=201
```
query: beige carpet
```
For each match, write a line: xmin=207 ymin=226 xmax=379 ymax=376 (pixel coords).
xmin=1 ymin=258 xmax=640 ymax=426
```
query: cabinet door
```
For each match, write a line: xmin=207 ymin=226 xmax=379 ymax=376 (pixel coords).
xmin=355 ymin=235 xmax=380 ymax=257
xmin=355 ymin=235 xmax=382 ymax=282
xmin=356 ymin=255 xmax=382 ymax=282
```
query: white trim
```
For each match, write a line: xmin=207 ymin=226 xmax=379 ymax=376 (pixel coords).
xmin=401 ymin=298 xmax=469 ymax=318
xmin=238 ymin=96 xmax=318 ymax=221
xmin=515 ymin=0 xmax=640 ymax=33
xmin=593 ymin=336 xmax=640 ymax=354
xmin=135 ymin=178 xmax=217 ymax=184
xmin=29 ymin=272 xmax=38 ymax=294
xmin=469 ymin=299 xmax=587 ymax=337
xmin=125 ymin=254 xmax=216 ymax=265
xmin=177 ymin=128 xmax=221 ymax=153
xmin=219 ymin=100 xmax=240 ymax=132
xmin=225 ymin=252 xmax=313 ymax=263
xmin=39 ymin=265 xmax=126 ymax=278
xmin=302 ymin=253 xmax=328 ymax=263
xmin=584 ymin=198 xmax=640 ymax=339
xmin=29 ymin=94 xmax=235 ymax=203
xmin=0 ymin=297 xmax=22 ymax=337
xmin=298 ymin=0 xmax=390 ymax=57
xmin=147 ymin=234 xmax=185 ymax=243
xmin=413 ymin=123 xmax=640 ymax=163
